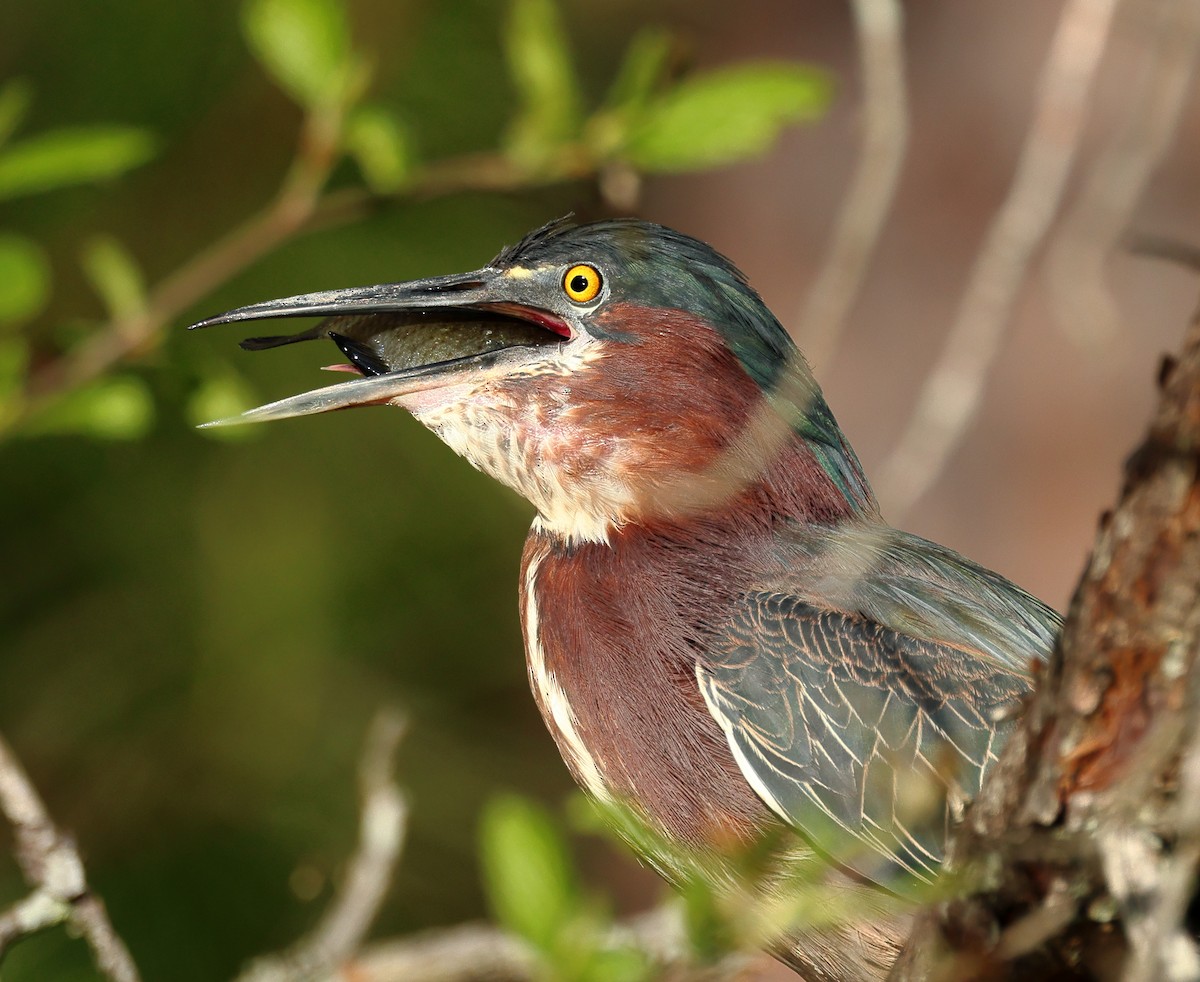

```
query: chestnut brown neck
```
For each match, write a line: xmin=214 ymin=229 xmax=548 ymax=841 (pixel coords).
xmin=520 ymin=427 xmax=862 ymax=849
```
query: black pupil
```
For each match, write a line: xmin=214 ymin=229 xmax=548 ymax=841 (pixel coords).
xmin=570 ymin=273 xmax=591 ymax=295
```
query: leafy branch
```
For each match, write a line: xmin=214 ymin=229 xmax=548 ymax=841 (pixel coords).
xmin=0 ymin=0 xmax=830 ymax=443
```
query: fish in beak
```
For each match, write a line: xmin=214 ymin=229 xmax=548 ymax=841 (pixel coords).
xmin=189 ymin=269 xmax=571 ymax=426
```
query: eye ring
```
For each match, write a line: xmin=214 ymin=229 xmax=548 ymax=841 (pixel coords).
xmin=563 ymin=264 xmax=602 ymax=304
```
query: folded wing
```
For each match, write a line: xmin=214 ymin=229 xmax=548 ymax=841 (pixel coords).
xmin=697 ymin=586 xmax=1038 ymax=883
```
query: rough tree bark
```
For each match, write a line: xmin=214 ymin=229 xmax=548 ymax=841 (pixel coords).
xmin=891 ymin=292 xmax=1200 ymax=980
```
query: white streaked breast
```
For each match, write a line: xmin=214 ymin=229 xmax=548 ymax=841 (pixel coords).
xmin=522 ymin=544 xmax=611 ymax=802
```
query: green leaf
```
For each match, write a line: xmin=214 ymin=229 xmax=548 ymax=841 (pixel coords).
xmin=625 ymin=63 xmax=832 ymax=173
xmin=578 ymin=946 xmax=652 ymax=982
xmin=29 ymin=376 xmax=154 ymax=441
xmin=503 ymin=0 xmax=582 ymax=166
xmin=241 ymin=0 xmax=353 ymax=109
xmin=0 ymin=337 xmax=29 ymax=398
xmin=81 ymin=236 xmax=146 ymax=320
xmin=187 ymin=370 xmax=260 ymax=440
xmin=680 ymin=874 xmax=735 ymax=963
xmin=0 ymin=126 xmax=157 ymax=202
xmin=0 ymin=79 xmax=33 ymax=148
xmin=0 ymin=337 xmax=28 ymax=431
xmin=346 ymin=105 xmax=412 ymax=193
xmin=0 ymin=234 xmax=49 ymax=327
xmin=480 ymin=794 xmax=581 ymax=952
xmin=586 ymin=29 xmax=673 ymax=161
xmin=603 ymin=28 xmax=672 ymax=113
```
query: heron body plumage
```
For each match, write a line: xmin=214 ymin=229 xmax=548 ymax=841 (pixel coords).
xmin=193 ymin=218 xmax=1060 ymax=978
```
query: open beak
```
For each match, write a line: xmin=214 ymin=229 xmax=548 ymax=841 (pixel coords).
xmin=190 ymin=268 xmax=570 ymax=427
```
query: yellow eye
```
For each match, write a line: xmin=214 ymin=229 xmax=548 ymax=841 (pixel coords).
xmin=563 ymin=264 xmax=602 ymax=304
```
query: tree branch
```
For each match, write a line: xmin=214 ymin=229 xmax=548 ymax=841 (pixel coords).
xmin=10 ymin=136 xmax=600 ymax=437
xmin=0 ymin=732 xmax=140 ymax=982
xmin=1046 ymin=0 xmax=1200 ymax=346
xmin=890 ymin=288 xmax=1200 ymax=978
xmin=796 ymin=0 xmax=909 ymax=372
xmin=876 ymin=0 xmax=1120 ymax=517
xmin=234 ymin=711 xmax=408 ymax=982
xmin=342 ymin=905 xmax=757 ymax=982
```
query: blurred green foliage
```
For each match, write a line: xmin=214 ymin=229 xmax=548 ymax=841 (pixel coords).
xmin=504 ymin=0 xmax=582 ymax=168
xmin=0 ymin=0 xmax=831 ymax=977
xmin=0 ymin=76 xmax=156 ymax=351
xmin=0 ymin=232 xmax=49 ymax=324
xmin=481 ymin=795 xmax=650 ymax=981
xmin=240 ymin=0 xmax=360 ymax=111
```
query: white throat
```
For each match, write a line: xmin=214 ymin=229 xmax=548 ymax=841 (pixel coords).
xmin=409 ymin=340 xmax=634 ymax=547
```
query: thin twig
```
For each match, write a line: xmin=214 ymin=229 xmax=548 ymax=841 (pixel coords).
xmin=876 ymin=0 xmax=1120 ymax=517
xmin=23 ymin=102 xmax=346 ymax=409
xmin=230 ymin=713 xmax=763 ymax=982
xmin=1045 ymin=0 xmax=1200 ymax=346
xmin=1129 ymin=235 xmax=1200 ymax=274
xmin=797 ymin=0 xmax=909 ymax=372
xmin=234 ymin=710 xmax=409 ymax=982
xmin=0 ymin=732 xmax=140 ymax=982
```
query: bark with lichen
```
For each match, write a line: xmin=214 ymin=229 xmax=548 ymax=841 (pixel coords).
xmin=891 ymin=296 xmax=1200 ymax=981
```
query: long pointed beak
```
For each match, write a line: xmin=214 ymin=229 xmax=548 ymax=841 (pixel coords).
xmin=189 ymin=271 xmax=496 ymax=330
xmin=190 ymin=268 xmax=569 ymax=427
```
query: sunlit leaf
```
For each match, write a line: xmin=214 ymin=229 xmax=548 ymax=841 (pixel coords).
xmin=0 ymin=79 xmax=33 ymax=149
xmin=0 ymin=233 xmax=49 ymax=327
xmin=0 ymin=126 xmax=157 ymax=202
xmin=241 ymin=0 xmax=353 ymax=109
xmin=81 ymin=235 xmax=146 ymax=320
xmin=625 ymin=63 xmax=832 ymax=172
xmin=187 ymin=370 xmax=260 ymax=440
xmin=480 ymin=794 xmax=581 ymax=952
xmin=29 ymin=376 xmax=154 ymax=441
xmin=346 ymin=105 xmax=412 ymax=193
xmin=503 ymin=0 xmax=581 ymax=166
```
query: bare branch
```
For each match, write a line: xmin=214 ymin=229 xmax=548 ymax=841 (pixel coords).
xmin=876 ymin=0 xmax=1120 ymax=517
xmin=235 ymin=711 xmax=408 ymax=982
xmin=342 ymin=905 xmax=753 ymax=982
xmin=343 ymin=922 xmax=537 ymax=982
xmin=1046 ymin=0 xmax=1200 ymax=346
xmin=0 ymin=732 xmax=140 ymax=982
xmin=797 ymin=0 xmax=909 ymax=371
xmin=225 ymin=704 xmax=819 ymax=982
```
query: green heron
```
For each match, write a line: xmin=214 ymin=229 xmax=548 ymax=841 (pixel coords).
xmin=193 ymin=219 xmax=1060 ymax=978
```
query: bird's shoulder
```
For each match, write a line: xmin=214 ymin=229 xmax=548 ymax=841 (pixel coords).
xmin=759 ymin=520 xmax=1060 ymax=672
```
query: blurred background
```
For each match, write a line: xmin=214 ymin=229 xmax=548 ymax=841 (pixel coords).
xmin=0 ymin=0 xmax=1197 ymax=978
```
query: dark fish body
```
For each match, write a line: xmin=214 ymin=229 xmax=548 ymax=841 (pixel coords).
xmin=240 ymin=308 xmax=557 ymax=377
